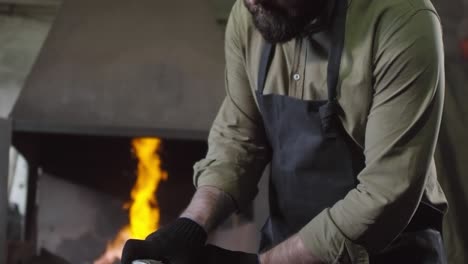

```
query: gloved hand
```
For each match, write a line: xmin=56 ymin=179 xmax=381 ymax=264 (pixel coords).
xmin=121 ymin=218 xmax=207 ymax=264
xmin=200 ymin=244 xmax=260 ymax=264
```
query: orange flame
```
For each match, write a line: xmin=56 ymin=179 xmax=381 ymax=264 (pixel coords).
xmin=94 ymin=138 xmax=167 ymax=264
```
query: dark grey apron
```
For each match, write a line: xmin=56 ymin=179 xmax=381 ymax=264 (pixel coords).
xmin=255 ymin=0 xmax=447 ymax=262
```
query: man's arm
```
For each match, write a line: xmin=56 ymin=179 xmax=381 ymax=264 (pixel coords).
xmin=189 ymin=0 xmax=270 ymax=229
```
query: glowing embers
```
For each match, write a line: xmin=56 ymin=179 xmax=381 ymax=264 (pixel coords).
xmin=94 ymin=138 xmax=167 ymax=264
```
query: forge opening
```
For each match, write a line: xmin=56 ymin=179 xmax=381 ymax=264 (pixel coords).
xmin=11 ymin=132 xmax=207 ymax=264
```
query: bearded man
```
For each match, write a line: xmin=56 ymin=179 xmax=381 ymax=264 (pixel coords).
xmin=122 ymin=0 xmax=448 ymax=263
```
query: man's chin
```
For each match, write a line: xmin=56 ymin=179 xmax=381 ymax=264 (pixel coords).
xmin=249 ymin=9 xmax=307 ymax=43
xmin=253 ymin=19 xmax=302 ymax=44
xmin=257 ymin=31 xmax=297 ymax=44
xmin=243 ymin=0 xmax=324 ymax=44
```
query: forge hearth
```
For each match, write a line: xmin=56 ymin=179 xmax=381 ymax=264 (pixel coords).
xmin=11 ymin=133 xmax=205 ymax=263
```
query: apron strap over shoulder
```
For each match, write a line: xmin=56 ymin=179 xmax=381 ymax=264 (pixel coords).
xmin=326 ymin=0 xmax=348 ymax=102
xmin=258 ymin=42 xmax=274 ymax=95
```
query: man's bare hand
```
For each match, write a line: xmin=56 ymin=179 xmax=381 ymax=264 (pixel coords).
xmin=259 ymin=235 xmax=323 ymax=264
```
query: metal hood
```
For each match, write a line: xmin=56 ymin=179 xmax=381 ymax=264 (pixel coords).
xmin=10 ymin=0 xmax=226 ymax=140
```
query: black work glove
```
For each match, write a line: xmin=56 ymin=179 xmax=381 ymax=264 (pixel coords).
xmin=200 ymin=244 xmax=260 ymax=264
xmin=121 ymin=218 xmax=207 ymax=264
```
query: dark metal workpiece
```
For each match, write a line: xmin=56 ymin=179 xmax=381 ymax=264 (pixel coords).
xmin=133 ymin=260 xmax=164 ymax=264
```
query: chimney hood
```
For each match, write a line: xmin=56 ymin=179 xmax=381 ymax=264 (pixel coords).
xmin=10 ymin=0 xmax=227 ymax=140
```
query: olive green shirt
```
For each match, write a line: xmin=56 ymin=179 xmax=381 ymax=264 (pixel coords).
xmin=193 ymin=0 xmax=448 ymax=262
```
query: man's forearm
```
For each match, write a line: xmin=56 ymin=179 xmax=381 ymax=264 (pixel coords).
xmin=180 ymin=186 xmax=236 ymax=232
xmin=180 ymin=187 xmax=322 ymax=263
xmin=260 ymin=235 xmax=323 ymax=264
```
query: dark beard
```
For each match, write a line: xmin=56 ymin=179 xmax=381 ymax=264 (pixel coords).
xmin=244 ymin=0 xmax=324 ymax=44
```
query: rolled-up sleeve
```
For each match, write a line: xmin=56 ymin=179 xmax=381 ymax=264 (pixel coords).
xmin=299 ymin=10 xmax=445 ymax=262
xmin=193 ymin=1 xmax=271 ymax=210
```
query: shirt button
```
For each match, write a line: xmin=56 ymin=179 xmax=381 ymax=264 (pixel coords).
xmin=293 ymin=73 xmax=301 ymax=81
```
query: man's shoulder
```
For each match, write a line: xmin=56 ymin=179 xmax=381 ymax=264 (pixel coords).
xmin=350 ymin=0 xmax=438 ymax=14
xmin=226 ymin=0 xmax=259 ymax=42
xmin=346 ymin=0 xmax=441 ymax=52
xmin=348 ymin=0 xmax=439 ymax=27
